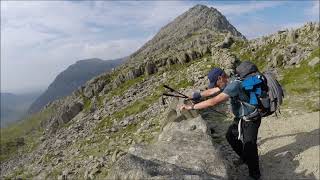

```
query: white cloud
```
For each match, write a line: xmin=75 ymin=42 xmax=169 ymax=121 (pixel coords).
xmin=212 ymin=1 xmax=284 ymax=16
xmin=234 ymin=17 xmax=279 ymax=39
xmin=0 ymin=1 xmax=151 ymax=93
xmin=305 ymin=0 xmax=319 ymax=21
xmin=0 ymin=1 xmax=307 ymax=93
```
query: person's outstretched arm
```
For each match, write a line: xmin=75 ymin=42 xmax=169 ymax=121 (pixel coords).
xmin=191 ymin=87 xmax=221 ymax=100
xmin=181 ymin=92 xmax=229 ymax=110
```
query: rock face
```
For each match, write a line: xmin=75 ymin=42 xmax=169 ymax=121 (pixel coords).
xmin=43 ymin=97 xmax=84 ymax=134
xmin=108 ymin=115 xmax=228 ymax=179
xmin=28 ymin=58 xmax=125 ymax=113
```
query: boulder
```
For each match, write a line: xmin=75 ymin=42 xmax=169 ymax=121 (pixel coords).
xmin=144 ymin=62 xmax=157 ymax=75
xmin=308 ymin=57 xmax=320 ymax=67
xmin=218 ymin=33 xmax=234 ymax=48
xmin=288 ymin=55 xmax=301 ymax=66
xmin=108 ymin=116 xmax=228 ymax=179
xmin=286 ymin=29 xmax=298 ymax=44
xmin=83 ymin=78 xmax=107 ymax=98
xmin=60 ymin=102 xmax=84 ymax=124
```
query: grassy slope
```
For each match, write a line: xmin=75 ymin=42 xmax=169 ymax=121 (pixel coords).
xmin=0 ymin=108 xmax=53 ymax=162
xmin=280 ymin=48 xmax=320 ymax=112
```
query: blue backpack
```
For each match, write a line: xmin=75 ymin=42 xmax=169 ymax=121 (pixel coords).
xmin=236 ymin=61 xmax=284 ymax=117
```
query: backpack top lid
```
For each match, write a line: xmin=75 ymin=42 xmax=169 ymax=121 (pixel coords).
xmin=236 ymin=61 xmax=258 ymax=78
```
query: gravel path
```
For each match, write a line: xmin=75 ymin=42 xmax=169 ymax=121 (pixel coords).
xmin=257 ymin=112 xmax=319 ymax=180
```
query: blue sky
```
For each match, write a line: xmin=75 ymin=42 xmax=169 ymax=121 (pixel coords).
xmin=1 ymin=1 xmax=319 ymax=93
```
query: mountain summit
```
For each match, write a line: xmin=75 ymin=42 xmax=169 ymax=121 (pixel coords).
xmin=130 ymin=4 xmax=245 ymax=62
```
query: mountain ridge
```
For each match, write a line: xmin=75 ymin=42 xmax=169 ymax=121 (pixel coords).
xmin=28 ymin=58 xmax=126 ymax=113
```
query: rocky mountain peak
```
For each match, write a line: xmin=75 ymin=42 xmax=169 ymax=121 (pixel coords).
xmin=124 ymin=4 xmax=244 ymax=76
xmin=155 ymin=4 xmax=245 ymax=39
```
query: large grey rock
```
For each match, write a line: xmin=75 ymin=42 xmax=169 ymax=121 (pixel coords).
xmin=43 ymin=99 xmax=84 ymax=134
xmin=108 ymin=116 xmax=228 ymax=179
xmin=59 ymin=102 xmax=83 ymax=124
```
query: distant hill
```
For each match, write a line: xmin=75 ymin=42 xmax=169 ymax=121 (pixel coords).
xmin=28 ymin=58 xmax=126 ymax=113
xmin=1 ymin=92 xmax=40 ymax=127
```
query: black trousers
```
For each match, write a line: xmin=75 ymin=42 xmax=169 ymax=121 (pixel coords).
xmin=226 ymin=117 xmax=261 ymax=179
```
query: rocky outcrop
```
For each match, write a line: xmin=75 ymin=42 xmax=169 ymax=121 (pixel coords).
xmin=145 ymin=61 xmax=157 ymax=75
xmin=211 ymin=47 xmax=239 ymax=75
xmin=108 ymin=114 xmax=228 ymax=179
xmin=40 ymin=96 xmax=84 ymax=134
xmin=238 ymin=22 xmax=319 ymax=69
xmin=217 ymin=33 xmax=234 ymax=49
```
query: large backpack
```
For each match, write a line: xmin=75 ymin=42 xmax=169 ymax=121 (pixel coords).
xmin=235 ymin=61 xmax=284 ymax=117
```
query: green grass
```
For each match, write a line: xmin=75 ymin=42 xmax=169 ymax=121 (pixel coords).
xmin=280 ymin=48 xmax=320 ymax=111
xmin=97 ymin=95 xmax=104 ymax=107
xmin=280 ymin=48 xmax=320 ymax=94
xmin=230 ymin=40 xmax=277 ymax=70
xmin=81 ymin=94 xmax=91 ymax=113
xmin=108 ymin=75 xmax=145 ymax=98
xmin=230 ymin=40 xmax=249 ymax=54
xmin=0 ymin=108 xmax=53 ymax=162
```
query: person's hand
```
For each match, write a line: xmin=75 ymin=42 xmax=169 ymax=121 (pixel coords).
xmin=179 ymin=104 xmax=193 ymax=111
xmin=187 ymin=96 xmax=193 ymax=100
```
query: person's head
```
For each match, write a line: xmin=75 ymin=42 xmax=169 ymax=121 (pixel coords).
xmin=208 ymin=68 xmax=229 ymax=89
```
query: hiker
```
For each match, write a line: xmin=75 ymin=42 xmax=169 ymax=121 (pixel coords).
xmin=180 ymin=65 xmax=262 ymax=180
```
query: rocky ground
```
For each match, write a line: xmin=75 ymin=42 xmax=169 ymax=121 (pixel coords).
xmin=258 ymin=111 xmax=319 ymax=180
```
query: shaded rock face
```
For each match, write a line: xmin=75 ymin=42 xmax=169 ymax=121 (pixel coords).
xmin=83 ymin=75 xmax=110 ymax=98
xmin=42 ymin=97 xmax=84 ymax=134
xmin=145 ymin=62 xmax=157 ymax=75
xmin=108 ymin=116 xmax=228 ymax=179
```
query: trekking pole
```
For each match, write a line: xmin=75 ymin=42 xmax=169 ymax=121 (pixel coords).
xmin=162 ymin=93 xmax=187 ymax=99
xmin=163 ymin=85 xmax=228 ymax=117
xmin=163 ymin=85 xmax=189 ymax=98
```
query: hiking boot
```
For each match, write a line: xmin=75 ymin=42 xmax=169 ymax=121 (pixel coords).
xmin=232 ymin=158 xmax=245 ymax=167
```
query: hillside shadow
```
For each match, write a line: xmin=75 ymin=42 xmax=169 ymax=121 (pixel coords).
xmin=259 ymin=128 xmax=319 ymax=179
